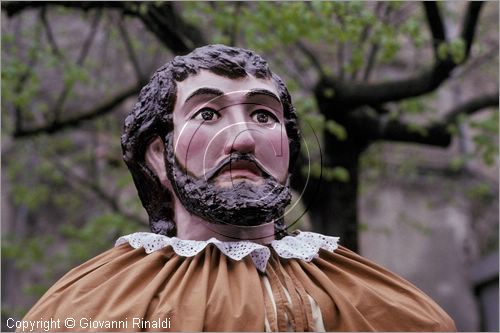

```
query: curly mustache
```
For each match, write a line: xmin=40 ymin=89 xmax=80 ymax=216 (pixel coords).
xmin=203 ymin=152 xmax=274 ymax=181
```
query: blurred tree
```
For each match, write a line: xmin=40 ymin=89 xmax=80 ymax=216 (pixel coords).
xmin=1 ymin=3 xmax=498 ymax=316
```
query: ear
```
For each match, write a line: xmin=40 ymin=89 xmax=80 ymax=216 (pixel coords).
xmin=145 ymin=137 xmax=168 ymax=186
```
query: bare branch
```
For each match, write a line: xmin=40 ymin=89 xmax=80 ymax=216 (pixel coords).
xmin=333 ymin=6 xmax=347 ymax=80
xmin=2 ymin=2 xmax=130 ymax=16
xmin=444 ymin=93 xmax=499 ymax=123
xmin=461 ymin=2 xmax=483 ymax=59
xmin=13 ymin=83 xmax=142 ymax=138
xmin=137 ymin=2 xmax=206 ymax=54
xmin=77 ymin=9 xmax=102 ymax=65
xmin=317 ymin=2 xmax=484 ymax=109
xmin=51 ymin=9 xmax=102 ymax=122
xmin=2 ymin=1 xmax=207 ymax=55
xmin=5 ymin=2 xmax=203 ymax=139
xmin=375 ymin=92 xmax=498 ymax=146
xmin=362 ymin=44 xmax=380 ymax=82
xmin=40 ymin=7 xmax=63 ymax=59
xmin=454 ymin=44 xmax=498 ymax=78
xmin=117 ymin=16 xmax=143 ymax=80
xmin=353 ymin=2 xmax=382 ymax=80
xmin=272 ymin=47 xmax=312 ymax=91
xmin=390 ymin=2 xmax=419 ymax=28
xmin=228 ymin=2 xmax=243 ymax=46
xmin=379 ymin=118 xmax=452 ymax=147
xmin=336 ymin=41 xmax=345 ymax=80
xmin=11 ymin=10 xmax=44 ymax=134
xmin=358 ymin=2 xmax=383 ymax=49
xmin=296 ymin=41 xmax=325 ymax=78
xmin=423 ymin=2 xmax=447 ymax=59
xmin=52 ymin=159 xmax=147 ymax=226
xmin=361 ymin=3 xmax=394 ymax=81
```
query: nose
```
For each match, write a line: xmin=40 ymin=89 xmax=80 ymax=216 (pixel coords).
xmin=223 ymin=124 xmax=256 ymax=155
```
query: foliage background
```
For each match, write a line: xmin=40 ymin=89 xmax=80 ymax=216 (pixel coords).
xmin=1 ymin=1 xmax=498 ymax=330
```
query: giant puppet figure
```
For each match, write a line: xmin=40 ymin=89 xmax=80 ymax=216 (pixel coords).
xmin=20 ymin=45 xmax=456 ymax=332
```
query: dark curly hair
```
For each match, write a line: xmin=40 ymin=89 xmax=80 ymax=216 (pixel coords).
xmin=121 ymin=44 xmax=301 ymax=236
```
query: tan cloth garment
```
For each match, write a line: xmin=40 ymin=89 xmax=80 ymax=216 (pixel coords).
xmin=20 ymin=244 xmax=456 ymax=331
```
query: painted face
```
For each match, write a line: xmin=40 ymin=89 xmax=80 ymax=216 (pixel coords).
xmin=172 ymin=70 xmax=290 ymax=186
xmin=159 ymin=70 xmax=292 ymax=227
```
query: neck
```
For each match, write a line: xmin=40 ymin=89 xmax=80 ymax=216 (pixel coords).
xmin=173 ymin=198 xmax=275 ymax=244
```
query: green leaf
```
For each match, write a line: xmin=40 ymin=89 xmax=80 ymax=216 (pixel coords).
xmin=11 ymin=184 xmax=50 ymax=212
xmin=466 ymin=183 xmax=494 ymax=201
xmin=322 ymin=88 xmax=335 ymax=98
xmin=328 ymin=166 xmax=350 ymax=182
xmin=437 ymin=42 xmax=449 ymax=61
xmin=449 ymin=38 xmax=466 ymax=64
xmin=449 ymin=156 xmax=466 ymax=171
xmin=305 ymin=165 xmax=351 ymax=182
xmin=325 ymin=120 xmax=347 ymax=141
xmin=470 ymin=111 xmax=499 ymax=165
xmin=407 ymin=123 xmax=428 ymax=136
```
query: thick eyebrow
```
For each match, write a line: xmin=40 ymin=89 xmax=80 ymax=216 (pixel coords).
xmin=184 ymin=87 xmax=225 ymax=104
xmin=183 ymin=87 xmax=282 ymax=108
xmin=245 ymin=89 xmax=281 ymax=104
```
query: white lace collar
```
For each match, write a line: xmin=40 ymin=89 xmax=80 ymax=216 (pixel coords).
xmin=115 ymin=231 xmax=339 ymax=272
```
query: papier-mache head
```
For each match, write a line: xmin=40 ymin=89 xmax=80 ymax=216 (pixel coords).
xmin=121 ymin=44 xmax=301 ymax=237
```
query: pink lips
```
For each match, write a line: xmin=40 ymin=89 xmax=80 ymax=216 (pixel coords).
xmin=216 ymin=160 xmax=263 ymax=181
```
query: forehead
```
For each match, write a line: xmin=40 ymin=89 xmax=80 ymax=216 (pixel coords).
xmin=174 ymin=70 xmax=280 ymax=107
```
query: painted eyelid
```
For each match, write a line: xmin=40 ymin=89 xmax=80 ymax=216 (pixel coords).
xmin=250 ymin=109 xmax=280 ymax=123
xmin=191 ymin=107 xmax=220 ymax=120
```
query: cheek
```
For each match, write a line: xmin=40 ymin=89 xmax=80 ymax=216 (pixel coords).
xmin=254 ymin=127 xmax=290 ymax=182
xmin=173 ymin=123 xmax=225 ymax=177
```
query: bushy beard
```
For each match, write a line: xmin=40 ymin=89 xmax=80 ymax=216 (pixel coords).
xmin=164 ymin=134 xmax=291 ymax=228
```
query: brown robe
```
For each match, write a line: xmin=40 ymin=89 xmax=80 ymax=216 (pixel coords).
xmin=20 ymin=244 xmax=456 ymax=331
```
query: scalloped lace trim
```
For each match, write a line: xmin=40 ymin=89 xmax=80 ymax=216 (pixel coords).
xmin=115 ymin=231 xmax=339 ymax=272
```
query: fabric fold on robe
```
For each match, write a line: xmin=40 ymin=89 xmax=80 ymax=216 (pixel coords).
xmin=19 ymin=243 xmax=456 ymax=331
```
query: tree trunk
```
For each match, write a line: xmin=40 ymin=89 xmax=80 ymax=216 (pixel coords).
xmin=309 ymin=82 xmax=370 ymax=252
xmin=307 ymin=131 xmax=362 ymax=252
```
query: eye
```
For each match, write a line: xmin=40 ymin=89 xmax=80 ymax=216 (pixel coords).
xmin=192 ymin=108 xmax=220 ymax=121
xmin=251 ymin=110 xmax=278 ymax=125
